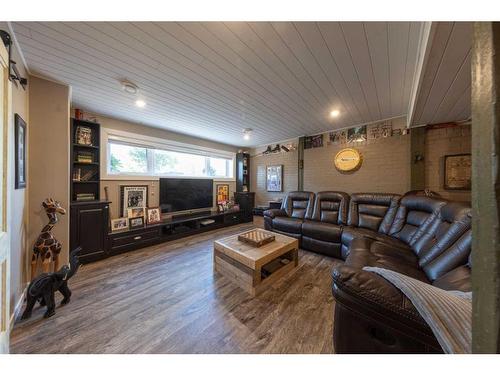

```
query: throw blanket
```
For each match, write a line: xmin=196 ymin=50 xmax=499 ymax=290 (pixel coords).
xmin=363 ymin=266 xmax=472 ymax=354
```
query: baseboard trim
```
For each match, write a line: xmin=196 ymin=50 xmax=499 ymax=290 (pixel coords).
xmin=9 ymin=284 xmax=27 ymax=331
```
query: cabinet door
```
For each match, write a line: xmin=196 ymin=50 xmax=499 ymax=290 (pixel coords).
xmin=71 ymin=203 xmax=109 ymax=262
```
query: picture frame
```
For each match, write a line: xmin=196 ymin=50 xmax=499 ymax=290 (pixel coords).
xmin=127 ymin=207 xmax=146 ymax=219
xmin=75 ymin=125 xmax=93 ymax=145
xmin=304 ymin=134 xmax=324 ymax=149
xmin=347 ymin=125 xmax=367 ymax=143
xmin=444 ymin=153 xmax=472 ymax=190
xmin=110 ymin=218 xmax=128 ymax=232
xmin=146 ymin=207 xmax=162 ymax=224
xmin=120 ymin=185 xmax=148 ymax=216
xmin=216 ymin=184 xmax=230 ymax=205
xmin=14 ymin=114 xmax=27 ymax=189
xmin=266 ymin=165 xmax=283 ymax=192
xmin=129 ymin=216 xmax=145 ymax=229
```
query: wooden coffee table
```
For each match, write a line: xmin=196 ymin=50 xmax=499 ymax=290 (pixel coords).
xmin=213 ymin=229 xmax=299 ymax=296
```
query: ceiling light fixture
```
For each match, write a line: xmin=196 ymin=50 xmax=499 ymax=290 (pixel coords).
xmin=135 ymin=99 xmax=146 ymax=108
xmin=243 ymin=128 xmax=253 ymax=140
xmin=121 ymin=80 xmax=139 ymax=95
xmin=330 ymin=109 xmax=340 ymax=118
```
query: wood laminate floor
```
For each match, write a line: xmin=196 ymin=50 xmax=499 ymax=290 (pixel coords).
xmin=10 ymin=217 xmax=340 ymax=354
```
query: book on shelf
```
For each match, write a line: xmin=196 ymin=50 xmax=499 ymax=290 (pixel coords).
xmin=76 ymin=151 xmax=94 ymax=163
xmin=75 ymin=193 xmax=96 ymax=201
xmin=73 ymin=168 xmax=81 ymax=182
xmin=80 ymin=169 xmax=97 ymax=182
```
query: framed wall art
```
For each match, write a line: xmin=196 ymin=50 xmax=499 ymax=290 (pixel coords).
xmin=266 ymin=165 xmax=283 ymax=192
xmin=347 ymin=125 xmax=367 ymax=143
xmin=444 ymin=153 xmax=471 ymax=190
xmin=304 ymin=134 xmax=323 ymax=149
xmin=14 ymin=114 xmax=27 ymax=189
xmin=120 ymin=185 xmax=148 ymax=216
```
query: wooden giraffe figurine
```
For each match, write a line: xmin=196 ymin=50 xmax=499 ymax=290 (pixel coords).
xmin=31 ymin=198 xmax=66 ymax=279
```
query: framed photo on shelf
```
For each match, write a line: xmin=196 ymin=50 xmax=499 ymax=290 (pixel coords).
xmin=121 ymin=185 xmax=148 ymax=216
xmin=444 ymin=153 xmax=471 ymax=190
xmin=129 ymin=216 xmax=145 ymax=229
xmin=14 ymin=114 xmax=27 ymax=189
xmin=146 ymin=207 xmax=162 ymax=224
xmin=216 ymin=184 xmax=229 ymax=205
xmin=266 ymin=165 xmax=283 ymax=192
xmin=111 ymin=218 xmax=128 ymax=232
xmin=75 ymin=125 xmax=93 ymax=145
xmin=127 ymin=207 xmax=146 ymax=219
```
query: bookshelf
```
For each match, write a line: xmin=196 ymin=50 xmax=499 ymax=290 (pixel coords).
xmin=236 ymin=152 xmax=250 ymax=192
xmin=70 ymin=118 xmax=101 ymax=202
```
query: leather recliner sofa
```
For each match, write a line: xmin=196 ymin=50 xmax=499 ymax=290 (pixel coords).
xmin=264 ymin=191 xmax=315 ymax=243
xmin=301 ymin=191 xmax=350 ymax=258
xmin=263 ymin=191 xmax=472 ymax=353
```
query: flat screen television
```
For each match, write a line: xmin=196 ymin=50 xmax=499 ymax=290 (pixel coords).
xmin=159 ymin=178 xmax=213 ymax=213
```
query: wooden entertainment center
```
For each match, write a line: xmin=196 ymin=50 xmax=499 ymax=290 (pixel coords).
xmin=72 ymin=209 xmax=245 ymax=263
xmin=69 ymin=118 xmax=255 ymax=264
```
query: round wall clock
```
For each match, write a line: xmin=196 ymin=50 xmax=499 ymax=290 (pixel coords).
xmin=334 ymin=148 xmax=362 ymax=172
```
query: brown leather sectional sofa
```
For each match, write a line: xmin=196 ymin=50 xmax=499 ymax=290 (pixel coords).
xmin=263 ymin=191 xmax=472 ymax=353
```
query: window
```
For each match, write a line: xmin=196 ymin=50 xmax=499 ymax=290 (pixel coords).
xmin=106 ymin=136 xmax=234 ymax=179
xmin=109 ymin=143 xmax=148 ymax=174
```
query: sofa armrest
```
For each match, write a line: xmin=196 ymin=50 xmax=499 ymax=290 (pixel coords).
xmin=331 ymin=265 xmax=440 ymax=352
xmin=263 ymin=208 xmax=287 ymax=219
xmin=332 ymin=265 xmax=429 ymax=328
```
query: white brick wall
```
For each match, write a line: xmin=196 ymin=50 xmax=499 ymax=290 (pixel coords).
xmin=425 ymin=125 xmax=471 ymax=202
xmin=303 ymin=135 xmax=411 ymax=194
xmin=250 ymin=150 xmax=298 ymax=206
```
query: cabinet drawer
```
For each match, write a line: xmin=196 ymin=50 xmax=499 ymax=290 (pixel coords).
xmin=224 ymin=212 xmax=242 ymax=225
xmin=111 ymin=228 xmax=160 ymax=249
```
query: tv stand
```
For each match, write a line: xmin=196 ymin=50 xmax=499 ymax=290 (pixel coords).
xmin=93 ymin=209 xmax=250 ymax=264
xmin=170 ymin=210 xmax=212 ymax=220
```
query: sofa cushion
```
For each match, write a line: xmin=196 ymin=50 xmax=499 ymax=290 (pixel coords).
xmin=347 ymin=193 xmax=400 ymax=233
xmin=422 ymin=229 xmax=471 ymax=283
xmin=432 ymin=265 xmax=471 ymax=292
xmin=272 ymin=216 xmax=303 ymax=234
xmin=345 ymin=237 xmax=428 ymax=283
xmin=302 ymin=237 xmax=341 ymax=258
xmin=302 ymin=220 xmax=342 ymax=243
xmin=389 ymin=195 xmax=447 ymax=246
xmin=282 ymin=191 xmax=315 ymax=219
xmin=412 ymin=203 xmax=471 ymax=267
xmin=306 ymin=191 xmax=350 ymax=225
xmin=342 ymin=226 xmax=409 ymax=251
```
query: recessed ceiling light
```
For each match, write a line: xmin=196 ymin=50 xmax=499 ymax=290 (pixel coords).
xmin=243 ymin=128 xmax=253 ymax=140
xmin=330 ymin=109 xmax=340 ymax=118
xmin=135 ymin=99 xmax=146 ymax=108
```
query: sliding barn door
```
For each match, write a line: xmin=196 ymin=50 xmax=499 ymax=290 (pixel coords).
xmin=0 ymin=38 xmax=11 ymax=354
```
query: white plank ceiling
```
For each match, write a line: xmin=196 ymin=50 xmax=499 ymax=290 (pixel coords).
xmin=11 ymin=22 xmax=471 ymax=147
xmin=410 ymin=22 xmax=472 ymax=126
